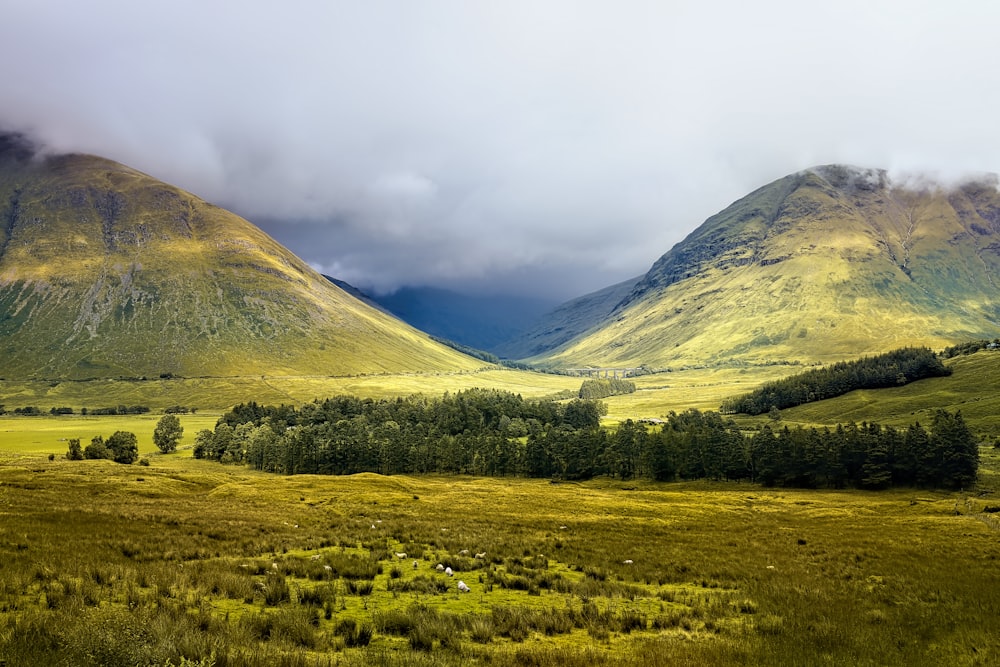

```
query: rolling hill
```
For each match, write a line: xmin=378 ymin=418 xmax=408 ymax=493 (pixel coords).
xmin=0 ymin=134 xmax=484 ymax=380
xmin=520 ymin=165 xmax=1000 ymax=368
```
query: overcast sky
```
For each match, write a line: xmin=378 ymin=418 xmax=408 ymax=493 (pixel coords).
xmin=4 ymin=1 xmax=1000 ymax=301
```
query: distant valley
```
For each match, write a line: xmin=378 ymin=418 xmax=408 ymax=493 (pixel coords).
xmin=336 ymin=283 xmax=557 ymax=354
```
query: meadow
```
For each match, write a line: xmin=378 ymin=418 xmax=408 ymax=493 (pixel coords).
xmin=1 ymin=442 xmax=999 ymax=665
xmin=1 ymin=355 xmax=999 ymax=665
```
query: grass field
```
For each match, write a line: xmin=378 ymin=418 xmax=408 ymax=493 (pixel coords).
xmin=2 ymin=353 xmax=1000 ymax=664
xmin=1 ymin=451 xmax=998 ymax=666
xmin=0 ymin=413 xmax=218 ymax=456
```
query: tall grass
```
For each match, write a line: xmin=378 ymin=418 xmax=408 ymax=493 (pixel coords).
xmin=0 ymin=451 xmax=998 ymax=665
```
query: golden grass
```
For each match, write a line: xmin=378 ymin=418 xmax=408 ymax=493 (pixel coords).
xmin=0 ymin=452 xmax=997 ymax=665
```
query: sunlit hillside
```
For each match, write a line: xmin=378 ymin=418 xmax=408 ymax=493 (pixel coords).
xmin=525 ymin=166 xmax=1000 ymax=369
xmin=0 ymin=136 xmax=483 ymax=380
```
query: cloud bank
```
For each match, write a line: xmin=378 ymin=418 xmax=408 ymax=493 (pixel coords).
xmin=4 ymin=1 xmax=1000 ymax=299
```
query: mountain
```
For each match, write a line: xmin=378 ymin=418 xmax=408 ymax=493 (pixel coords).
xmin=523 ymin=165 xmax=1000 ymax=368
xmin=492 ymin=276 xmax=641 ymax=360
xmin=369 ymin=286 xmax=556 ymax=353
xmin=0 ymin=134 xmax=483 ymax=380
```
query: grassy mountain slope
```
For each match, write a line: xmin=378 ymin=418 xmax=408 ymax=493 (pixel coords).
xmin=529 ymin=166 xmax=1000 ymax=368
xmin=760 ymin=349 xmax=1000 ymax=438
xmin=0 ymin=136 xmax=483 ymax=380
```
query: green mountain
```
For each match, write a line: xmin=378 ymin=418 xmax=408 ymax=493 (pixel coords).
xmin=524 ymin=165 xmax=1000 ymax=368
xmin=0 ymin=134 xmax=483 ymax=380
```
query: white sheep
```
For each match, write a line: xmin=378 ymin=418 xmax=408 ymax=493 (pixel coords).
xmin=310 ymin=554 xmax=321 ymax=561
xmin=458 ymin=549 xmax=469 ymax=556
xmin=457 ymin=580 xmax=470 ymax=593
xmin=436 ymin=563 xmax=445 ymax=572
xmin=475 ymin=552 xmax=486 ymax=559
xmin=394 ymin=552 xmax=408 ymax=559
xmin=445 ymin=566 xmax=454 ymax=577
xmin=324 ymin=565 xmax=333 ymax=573
xmin=623 ymin=559 xmax=633 ymax=565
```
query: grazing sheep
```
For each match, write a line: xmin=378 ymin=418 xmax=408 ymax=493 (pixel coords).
xmin=458 ymin=549 xmax=469 ymax=556
xmin=436 ymin=563 xmax=445 ymax=572
xmin=623 ymin=559 xmax=633 ymax=565
xmin=445 ymin=566 xmax=454 ymax=577
xmin=271 ymin=562 xmax=279 ymax=570
xmin=457 ymin=580 xmax=470 ymax=593
xmin=324 ymin=565 xmax=333 ymax=573
xmin=475 ymin=552 xmax=486 ymax=559
xmin=310 ymin=554 xmax=322 ymax=561
xmin=394 ymin=552 xmax=408 ymax=559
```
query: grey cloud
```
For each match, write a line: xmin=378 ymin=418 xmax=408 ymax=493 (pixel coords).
xmin=4 ymin=1 xmax=1000 ymax=300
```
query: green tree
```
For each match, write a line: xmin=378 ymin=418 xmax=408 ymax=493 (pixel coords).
xmin=84 ymin=435 xmax=110 ymax=460
xmin=66 ymin=438 xmax=83 ymax=461
xmin=929 ymin=410 xmax=979 ymax=489
xmin=106 ymin=431 xmax=139 ymax=464
xmin=153 ymin=414 xmax=184 ymax=453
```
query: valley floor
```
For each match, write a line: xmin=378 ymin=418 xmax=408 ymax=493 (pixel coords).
xmin=1 ymin=450 xmax=998 ymax=666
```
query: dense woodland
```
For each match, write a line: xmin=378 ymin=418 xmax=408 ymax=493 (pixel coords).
xmin=195 ymin=389 xmax=979 ymax=490
xmin=720 ymin=347 xmax=951 ymax=415
xmin=578 ymin=377 xmax=636 ymax=400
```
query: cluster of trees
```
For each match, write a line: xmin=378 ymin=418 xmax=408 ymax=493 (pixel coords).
xmin=578 ymin=378 xmax=636 ymax=400
xmin=86 ymin=405 xmax=151 ymax=415
xmin=642 ymin=408 xmax=978 ymax=490
xmin=720 ymin=347 xmax=951 ymax=415
xmin=195 ymin=390 xmax=606 ymax=478
xmin=63 ymin=415 xmax=184 ymax=462
xmin=941 ymin=339 xmax=1000 ymax=358
xmin=66 ymin=432 xmax=139 ymax=464
xmin=0 ymin=406 xmax=73 ymax=416
xmin=194 ymin=390 xmax=978 ymax=489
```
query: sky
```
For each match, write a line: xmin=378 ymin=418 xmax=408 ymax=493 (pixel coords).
xmin=3 ymin=1 xmax=1000 ymax=301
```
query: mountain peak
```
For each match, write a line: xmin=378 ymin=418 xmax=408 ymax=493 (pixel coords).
xmin=522 ymin=165 xmax=1000 ymax=368
xmin=0 ymin=148 xmax=482 ymax=379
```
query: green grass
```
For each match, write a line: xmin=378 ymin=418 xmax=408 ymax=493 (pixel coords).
xmin=737 ymin=350 xmax=1000 ymax=437
xmin=0 ymin=413 xmax=217 ymax=456
xmin=0 ymin=368 xmax=581 ymax=412
xmin=1 ymin=452 xmax=998 ymax=666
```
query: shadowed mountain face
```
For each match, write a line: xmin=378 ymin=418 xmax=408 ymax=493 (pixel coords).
xmin=0 ymin=135 xmax=481 ymax=380
xmin=369 ymin=286 xmax=557 ymax=354
xmin=522 ymin=165 xmax=1000 ymax=368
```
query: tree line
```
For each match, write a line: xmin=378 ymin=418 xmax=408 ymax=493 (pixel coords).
xmin=720 ymin=347 xmax=951 ymax=415
xmin=194 ymin=389 xmax=979 ymax=489
xmin=578 ymin=377 xmax=636 ymax=400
